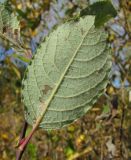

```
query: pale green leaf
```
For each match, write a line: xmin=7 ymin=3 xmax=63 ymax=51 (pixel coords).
xmin=22 ymin=16 xmax=112 ymax=130
xmin=102 ymin=105 xmax=110 ymax=114
xmin=0 ymin=3 xmax=20 ymax=46
xmin=0 ymin=4 xmax=19 ymax=31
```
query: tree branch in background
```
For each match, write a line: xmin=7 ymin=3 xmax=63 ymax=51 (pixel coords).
xmin=120 ymin=0 xmax=131 ymax=38
xmin=68 ymin=147 xmax=93 ymax=160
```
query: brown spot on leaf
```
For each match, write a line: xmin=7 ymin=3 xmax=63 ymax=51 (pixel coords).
xmin=42 ymin=85 xmax=52 ymax=95
xmin=39 ymin=97 xmax=44 ymax=103
xmin=81 ymin=28 xmax=84 ymax=35
xmin=3 ymin=26 xmax=7 ymax=33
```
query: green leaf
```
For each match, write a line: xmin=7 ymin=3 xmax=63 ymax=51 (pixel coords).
xmin=102 ymin=105 xmax=110 ymax=114
xmin=12 ymin=53 xmax=31 ymax=63
xmin=0 ymin=3 xmax=20 ymax=46
xmin=22 ymin=16 xmax=112 ymax=130
xmin=80 ymin=1 xmax=117 ymax=27
xmin=0 ymin=4 xmax=19 ymax=32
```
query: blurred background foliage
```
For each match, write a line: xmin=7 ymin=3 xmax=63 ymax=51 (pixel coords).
xmin=0 ymin=0 xmax=131 ymax=160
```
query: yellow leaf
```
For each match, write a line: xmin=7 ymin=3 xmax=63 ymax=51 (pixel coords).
xmin=17 ymin=3 xmax=22 ymax=9
xmin=76 ymin=134 xmax=85 ymax=145
xmin=2 ymin=133 xmax=8 ymax=140
xmin=12 ymin=66 xmax=21 ymax=79
xmin=108 ymin=86 xmax=115 ymax=94
xmin=67 ymin=125 xmax=75 ymax=132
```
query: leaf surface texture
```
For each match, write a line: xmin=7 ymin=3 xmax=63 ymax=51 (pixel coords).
xmin=0 ymin=4 xmax=20 ymax=42
xmin=22 ymin=16 xmax=111 ymax=129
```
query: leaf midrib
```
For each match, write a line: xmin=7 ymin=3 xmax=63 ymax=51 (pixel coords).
xmin=38 ymin=24 xmax=93 ymax=121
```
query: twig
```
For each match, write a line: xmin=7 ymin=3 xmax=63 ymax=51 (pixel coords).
xmin=119 ymin=104 xmax=125 ymax=160
xmin=16 ymin=116 xmax=43 ymax=160
xmin=120 ymin=0 xmax=131 ymax=38
xmin=68 ymin=147 xmax=93 ymax=160
xmin=16 ymin=121 xmax=28 ymax=160
xmin=0 ymin=32 xmax=25 ymax=51
xmin=19 ymin=121 xmax=28 ymax=145
xmin=119 ymin=80 xmax=127 ymax=160
xmin=0 ymin=32 xmax=33 ymax=59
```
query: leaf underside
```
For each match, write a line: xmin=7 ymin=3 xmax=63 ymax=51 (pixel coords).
xmin=0 ymin=3 xmax=20 ymax=42
xmin=22 ymin=16 xmax=112 ymax=130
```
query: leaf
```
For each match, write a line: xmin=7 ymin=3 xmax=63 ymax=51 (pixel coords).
xmin=80 ymin=1 xmax=117 ymax=27
xmin=0 ymin=3 xmax=21 ymax=48
xmin=0 ymin=3 xmax=20 ymax=34
xmin=22 ymin=16 xmax=112 ymax=130
xmin=12 ymin=53 xmax=31 ymax=63
xmin=102 ymin=105 xmax=110 ymax=114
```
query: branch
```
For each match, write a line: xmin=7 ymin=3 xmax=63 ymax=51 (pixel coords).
xmin=0 ymin=32 xmax=32 ymax=58
xmin=120 ymin=0 xmax=131 ymax=38
xmin=18 ymin=121 xmax=28 ymax=145
xmin=16 ymin=116 xmax=42 ymax=160
xmin=16 ymin=121 xmax=28 ymax=160
xmin=68 ymin=147 xmax=93 ymax=160
xmin=0 ymin=32 xmax=24 ymax=51
xmin=119 ymin=81 xmax=127 ymax=159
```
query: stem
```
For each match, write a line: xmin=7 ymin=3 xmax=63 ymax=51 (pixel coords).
xmin=119 ymin=81 xmax=126 ymax=160
xmin=16 ymin=121 xmax=28 ymax=160
xmin=0 ymin=32 xmax=25 ymax=51
xmin=68 ymin=147 xmax=93 ymax=160
xmin=119 ymin=103 xmax=125 ymax=160
xmin=0 ymin=31 xmax=33 ymax=59
xmin=120 ymin=0 xmax=131 ymax=38
xmin=16 ymin=116 xmax=42 ymax=160
xmin=0 ymin=32 xmax=32 ymax=58
xmin=19 ymin=121 xmax=28 ymax=142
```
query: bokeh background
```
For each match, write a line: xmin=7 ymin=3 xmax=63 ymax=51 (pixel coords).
xmin=0 ymin=0 xmax=131 ymax=159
